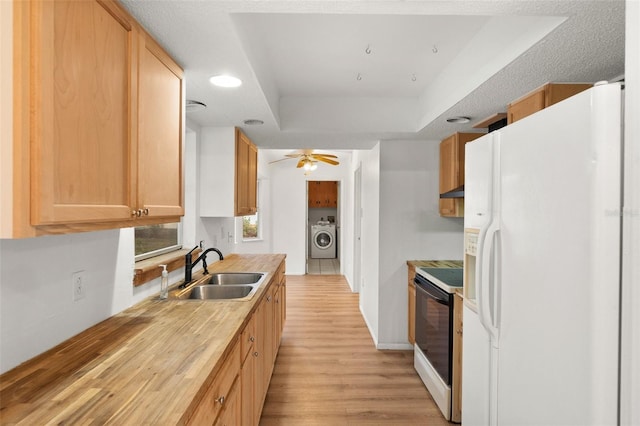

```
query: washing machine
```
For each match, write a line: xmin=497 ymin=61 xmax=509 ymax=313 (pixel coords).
xmin=310 ymin=224 xmax=336 ymax=258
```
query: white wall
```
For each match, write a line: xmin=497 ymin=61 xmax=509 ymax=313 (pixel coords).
xmin=378 ymin=139 xmax=464 ymax=348
xmin=354 ymin=145 xmax=381 ymax=343
xmin=621 ymin=1 xmax=640 ymax=423
xmin=353 ymin=140 xmax=465 ymax=349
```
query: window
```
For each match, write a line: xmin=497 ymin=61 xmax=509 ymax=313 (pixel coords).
xmin=242 ymin=180 xmax=261 ymax=240
xmin=135 ymin=222 xmax=182 ymax=261
xmin=243 ymin=213 xmax=260 ymax=239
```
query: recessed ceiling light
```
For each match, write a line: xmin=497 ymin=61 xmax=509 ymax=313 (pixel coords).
xmin=209 ymin=74 xmax=242 ymax=88
xmin=243 ymin=119 xmax=264 ymax=126
xmin=446 ymin=116 xmax=471 ymax=124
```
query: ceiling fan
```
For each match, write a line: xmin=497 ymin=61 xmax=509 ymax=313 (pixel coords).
xmin=269 ymin=150 xmax=339 ymax=173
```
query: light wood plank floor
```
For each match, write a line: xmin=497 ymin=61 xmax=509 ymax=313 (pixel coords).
xmin=260 ymin=275 xmax=450 ymax=426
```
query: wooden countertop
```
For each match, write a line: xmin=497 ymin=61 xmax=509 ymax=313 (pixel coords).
xmin=0 ymin=253 xmax=286 ymax=425
xmin=407 ymin=260 xmax=463 ymax=268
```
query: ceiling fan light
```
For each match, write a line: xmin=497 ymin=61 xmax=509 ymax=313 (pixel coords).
xmin=310 ymin=163 xmax=318 ymax=171
xmin=303 ymin=161 xmax=313 ymax=171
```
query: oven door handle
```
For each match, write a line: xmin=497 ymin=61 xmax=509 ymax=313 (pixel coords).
xmin=415 ymin=282 xmax=450 ymax=305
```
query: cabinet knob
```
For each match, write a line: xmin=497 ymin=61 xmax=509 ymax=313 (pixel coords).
xmin=143 ymin=208 xmax=149 ymax=216
xmin=131 ymin=210 xmax=137 ymax=217
xmin=135 ymin=209 xmax=143 ymax=217
xmin=253 ymin=351 xmax=259 ymax=357
xmin=249 ymin=336 xmax=255 ymax=342
xmin=215 ymin=395 xmax=225 ymax=405
xmin=267 ymin=296 xmax=271 ymax=302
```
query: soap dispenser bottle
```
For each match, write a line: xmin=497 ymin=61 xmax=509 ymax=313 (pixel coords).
xmin=159 ymin=264 xmax=169 ymax=300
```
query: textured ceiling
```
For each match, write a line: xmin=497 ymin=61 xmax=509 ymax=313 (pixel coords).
xmin=119 ymin=0 xmax=625 ymax=152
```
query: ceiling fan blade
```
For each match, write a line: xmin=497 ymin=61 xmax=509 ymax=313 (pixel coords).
xmin=285 ymin=153 xmax=303 ymax=158
xmin=315 ymin=157 xmax=339 ymax=165
xmin=296 ymin=158 xmax=306 ymax=168
xmin=310 ymin=153 xmax=338 ymax=159
xmin=268 ymin=157 xmax=296 ymax=164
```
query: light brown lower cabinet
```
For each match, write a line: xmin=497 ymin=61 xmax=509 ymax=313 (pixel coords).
xmin=241 ymin=313 xmax=260 ymax=426
xmin=214 ymin=375 xmax=241 ymax=426
xmin=452 ymin=293 xmax=464 ymax=423
xmin=189 ymin=260 xmax=286 ymax=426
xmin=188 ymin=340 xmax=241 ymax=425
xmin=407 ymin=265 xmax=416 ymax=345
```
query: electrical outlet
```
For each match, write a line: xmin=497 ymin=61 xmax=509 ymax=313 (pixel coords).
xmin=72 ymin=271 xmax=86 ymax=301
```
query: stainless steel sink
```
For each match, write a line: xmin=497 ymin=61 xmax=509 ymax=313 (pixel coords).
xmin=170 ymin=272 xmax=267 ymax=300
xmin=188 ymin=284 xmax=255 ymax=300
xmin=205 ymin=272 xmax=264 ymax=285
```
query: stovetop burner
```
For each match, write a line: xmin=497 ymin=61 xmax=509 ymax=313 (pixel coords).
xmin=419 ymin=267 xmax=463 ymax=287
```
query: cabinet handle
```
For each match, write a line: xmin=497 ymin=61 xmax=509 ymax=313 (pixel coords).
xmin=267 ymin=296 xmax=272 ymax=302
xmin=135 ymin=209 xmax=143 ymax=217
xmin=143 ymin=208 xmax=149 ymax=216
xmin=249 ymin=336 xmax=255 ymax=342
xmin=215 ymin=395 xmax=225 ymax=405
xmin=131 ymin=210 xmax=138 ymax=217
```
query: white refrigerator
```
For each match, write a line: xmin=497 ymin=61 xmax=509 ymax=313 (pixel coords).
xmin=461 ymin=83 xmax=622 ymax=425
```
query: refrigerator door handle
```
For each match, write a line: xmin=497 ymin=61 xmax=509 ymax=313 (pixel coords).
xmin=480 ymin=222 xmax=500 ymax=345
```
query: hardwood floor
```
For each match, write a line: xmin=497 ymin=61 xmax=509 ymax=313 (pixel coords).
xmin=260 ymin=275 xmax=450 ymax=426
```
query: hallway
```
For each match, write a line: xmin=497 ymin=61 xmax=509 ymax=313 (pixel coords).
xmin=259 ymin=275 xmax=449 ymax=425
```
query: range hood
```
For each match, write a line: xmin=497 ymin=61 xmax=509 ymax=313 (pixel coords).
xmin=440 ymin=186 xmax=464 ymax=199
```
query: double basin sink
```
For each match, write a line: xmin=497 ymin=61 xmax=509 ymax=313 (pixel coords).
xmin=171 ymin=272 xmax=266 ymax=300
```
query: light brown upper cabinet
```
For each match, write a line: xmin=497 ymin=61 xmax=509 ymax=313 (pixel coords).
xmin=507 ymin=82 xmax=592 ymax=124
xmin=3 ymin=0 xmax=184 ymax=238
xmin=308 ymin=181 xmax=337 ymax=208
xmin=439 ymin=133 xmax=483 ymax=217
xmin=137 ymin=32 xmax=185 ymax=219
xmin=235 ymin=129 xmax=258 ymax=216
xmin=200 ymin=127 xmax=257 ymax=217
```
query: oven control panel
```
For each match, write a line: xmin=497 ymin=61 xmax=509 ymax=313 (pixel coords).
xmin=465 ymin=231 xmax=478 ymax=256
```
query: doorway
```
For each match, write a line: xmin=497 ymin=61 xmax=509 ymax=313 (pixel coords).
xmin=306 ymin=180 xmax=340 ymax=275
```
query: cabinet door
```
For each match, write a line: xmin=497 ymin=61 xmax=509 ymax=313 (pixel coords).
xmin=452 ymin=293 xmax=464 ymax=423
xmin=214 ymin=377 xmax=241 ymax=426
xmin=439 ymin=134 xmax=459 ymax=194
xmin=408 ymin=266 xmax=416 ymax=345
xmin=235 ymin=129 xmax=257 ymax=216
xmin=188 ymin=341 xmax=240 ymax=425
xmin=137 ymin=33 xmax=184 ymax=218
xmin=308 ymin=181 xmax=319 ymax=207
xmin=319 ymin=181 xmax=337 ymax=207
xmin=327 ymin=181 xmax=338 ymax=207
xmin=254 ymin=298 xmax=269 ymax=415
xmin=507 ymin=88 xmax=546 ymax=124
xmin=30 ymin=0 xmax=135 ymax=225
xmin=241 ymin=348 xmax=257 ymax=426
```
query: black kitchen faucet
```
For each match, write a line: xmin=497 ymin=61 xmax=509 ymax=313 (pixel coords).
xmin=181 ymin=246 xmax=224 ymax=288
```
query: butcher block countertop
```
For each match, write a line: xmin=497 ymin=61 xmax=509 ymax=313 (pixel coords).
xmin=0 ymin=253 xmax=286 ymax=425
xmin=407 ymin=260 xmax=463 ymax=268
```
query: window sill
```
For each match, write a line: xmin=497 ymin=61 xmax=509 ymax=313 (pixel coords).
xmin=133 ymin=248 xmax=201 ymax=287
xmin=242 ymin=238 xmax=263 ymax=243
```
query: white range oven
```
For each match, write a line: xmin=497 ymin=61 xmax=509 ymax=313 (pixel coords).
xmin=413 ymin=267 xmax=463 ymax=422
